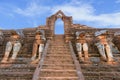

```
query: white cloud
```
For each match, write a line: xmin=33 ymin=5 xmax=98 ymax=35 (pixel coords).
xmin=51 ymin=0 xmax=120 ymax=28
xmin=15 ymin=2 xmax=50 ymax=17
xmin=91 ymin=13 xmax=120 ymax=27
xmin=51 ymin=1 xmax=94 ymax=21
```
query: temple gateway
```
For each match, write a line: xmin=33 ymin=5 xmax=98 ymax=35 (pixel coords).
xmin=0 ymin=10 xmax=120 ymax=80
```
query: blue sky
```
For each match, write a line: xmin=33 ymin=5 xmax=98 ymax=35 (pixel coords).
xmin=0 ymin=0 xmax=120 ymax=32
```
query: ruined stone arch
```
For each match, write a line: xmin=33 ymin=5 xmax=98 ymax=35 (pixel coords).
xmin=46 ymin=10 xmax=73 ymax=37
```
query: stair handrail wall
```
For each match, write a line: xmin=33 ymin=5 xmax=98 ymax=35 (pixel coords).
xmin=69 ymin=41 xmax=85 ymax=80
xmin=32 ymin=40 xmax=50 ymax=80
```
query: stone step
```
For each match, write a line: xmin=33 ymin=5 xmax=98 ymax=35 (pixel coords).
xmin=48 ymin=50 xmax=70 ymax=52
xmin=46 ymin=53 xmax=71 ymax=56
xmin=42 ymin=64 xmax=75 ymax=70
xmin=0 ymin=62 xmax=28 ymax=65
xmin=0 ymin=75 xmax=32 ymax=80
xmin=50 ymin=40 xmax=65 ymax=42
xmin=45 ymin=57 xmax=73 ymax=61
xmin=48 ymin=51 xmax=71 ymax=53
xmin=50 ymin=43 xmax=68 ymax=45
xmin=0 ymin=64 xmax=36 ymax=72
xmin=48 ymin=46 xmax=68 ymax=48
xmin=44 ymin=60 xmax=74 ymax=64
xmin=49 ymin=45 xmax=69 ymax=47
xmin=84 ymin=76 xmax=99 ymax=80
xmin=0 ymin=78 xmax=32 ymax=80
xmin=0 ymin=58 xmax=31 ymax=64
xmin=54 ymin=36 xmax=64 ymax=38
xmin=51 ymin=42 xmax=66 ymax=44
xmin=49 ymin=46 xmax=69 ymax=48
xmin=40 ymin=70 xmax=77 ymax=77
xmin=45 ymin=55 xmax=72 ymax=59
xmin=48 ymin=51 xmax=69 ymax=53
xmin=81 ymin=63 xmax=120 ymax=68
xmin=0 ymin=71 xmax=33 ymax=75
xmin=0 ymin=64 xmax=37 ymax=68
xmin=53 ymin=39 xmax=65 ymax=40
xmin=53 ymin=38 xmax=65 ymax=39
xmin=52 ymin=40 xmax=65 ymax=41
xmin=46 ymin=54 xmax=71 ymax=57
xmin=81 ymin=66 xmax=120 ymax=72
xmin=43 ymin=64 xmax=75 ymax=66
xmin=48 ymin=48 xmax=70 ymax=51
xmin=100 ymin=77 xmax=120 ymax=80
xmin=83 ymin=72 xmax=120 ymax=77
xmin=50 ymin=42 xmax=66 ymax=44
xmin=51 ymin=37 xmax=65 ymax=39
xmin=50 ymin=43 xmax=66 ymax=45
xmin=53 ymin=34 xmax=64 ymax=38
xmin=50 ymin=43 xmax=68 ymax=47
xmin=88 ymin=53 xmax=120 ymax=57
xmin=85 ymin=76 xmax=120 ymax=80
xmin=42 ymin=67 xmax=75 ymax=70
xmin=0 ymin=54 xmax=31 ymax=58
xmin=99 ymin=67 xmax=120 ymax=72
xmin=83 ymin=72 xmax=99 ymax=77
xmin=41 ymin=69 xmax=76 ymax=71
xmin=0 ymin=72 xmax=32 ymax=80
xmin=44 ymin=59 xmax=73 ymax=63
xmin=0 ymin=68 xmax=35 ymax=72
xmin=76 ymin=53 xmax=120 ymax=57
xmin=54 ymin=37 xmax=65 ymax=38
xmin=49 ymin=48 xmax=70 ymax=50
xmin=0 ymin=62 xmax=29 ymax=65
xmin=39 ymin=77 xmax=78 ymax=80
xmin=0 ymin=66 xmax=35 ymax=70
xmin=50 ymin=41 xmax=66 ymax=43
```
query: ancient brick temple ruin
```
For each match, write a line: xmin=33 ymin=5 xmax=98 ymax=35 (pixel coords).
xmin=0 ymin=10 xmax=120 ymax=80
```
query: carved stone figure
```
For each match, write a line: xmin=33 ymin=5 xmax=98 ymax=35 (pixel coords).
xmin=95 ymin=30 xmax=114 ymax=62
xmin=31 ymin=30 xmax=45 ymax=64
xmin=76 ymin=31 xmax=89 ymax=62
xmin=1 ymin=30 xmax=21 ymax=63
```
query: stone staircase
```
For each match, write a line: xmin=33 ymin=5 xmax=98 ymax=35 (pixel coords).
xmin=38 ymin=35 xmax=80 ymax=80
